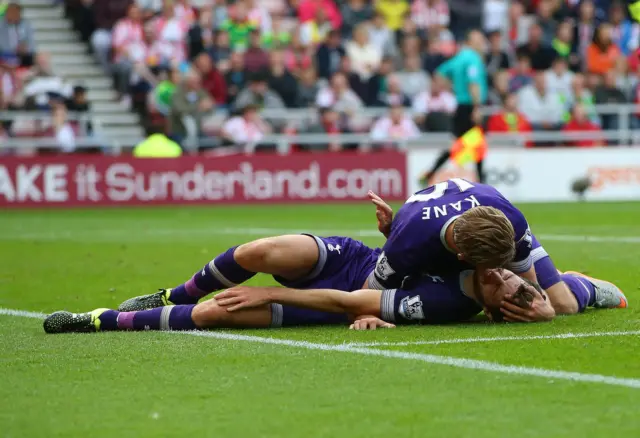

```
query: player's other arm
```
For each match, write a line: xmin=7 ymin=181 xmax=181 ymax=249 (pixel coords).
xmin=215 ymin=286 xmax=384 ymax=317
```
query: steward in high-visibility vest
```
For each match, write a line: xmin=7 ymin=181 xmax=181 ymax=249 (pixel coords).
xmin=133 ymin=134 xmax=183 ymax=158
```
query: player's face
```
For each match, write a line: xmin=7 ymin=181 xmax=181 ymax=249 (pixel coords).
xmin=477 ymin=269 xmax=523 ymax=310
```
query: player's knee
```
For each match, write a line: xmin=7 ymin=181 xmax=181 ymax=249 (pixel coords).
xmin=235 ymin=238 xmax=278 ymax=270
xmin=191 ymin=299 xmax=229 ymax=328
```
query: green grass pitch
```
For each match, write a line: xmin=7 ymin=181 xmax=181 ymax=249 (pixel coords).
xmin=1 ymin=202 xmax=639 ymax=437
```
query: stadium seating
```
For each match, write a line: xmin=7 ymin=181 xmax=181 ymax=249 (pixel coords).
xmin=2 ymin=0 xmax=640 ymax=152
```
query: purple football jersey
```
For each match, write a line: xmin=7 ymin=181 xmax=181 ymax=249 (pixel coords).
xmin=368 ymin=178 xmax=533 ymax=290
xmin=381 ymin=271 xmax=482 ymax=324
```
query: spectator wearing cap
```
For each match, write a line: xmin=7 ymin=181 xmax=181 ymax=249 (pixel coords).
xmin=224 ymin=52 xmax=247 ymax=106
xmin=0 ymin=2 xmax=35 ymax=67
xmin=234 ymin=71 xmax=285 ymax=113
xmin=316 ymin=30 xmax=345 ymax=80
xmin=194 ymin=52 xmax=226 ymax=106
xmin=267 ymin=49 xmax=298 ymax=108
xmin=341 ymin=0 xmax=373 ymax=39
xmin=486 ymin=92 xmax=532 ymax=137
xmin=609 ymin=2 xmax=640 ymax=57
xmin=244 ymin=30 xmax=269 ymax=73
xmin=221 ymin=104 xmax=271 ymax=148
xmin=516 ymin=70 xmax=564 ymax=131
xmin=90 ymin=0 xmax=132 ymax=71
xmin=411 ymin=74 xmax=456 ymax=131
xmin=298 ymin=0 xmax=342 ymax=30
xmin=587 ymin=23 xmax=621 ymax=76
xmin=375 ymin=0 xmax=409 ymax=33
xmin=396 ymin=55 xmax=430 ymax=99
xmin=169 ymin=69 xmax=214 ymax=145
xmin=516 ymin=22 xmax=556 ymax=71
xmin=563 ymin=102 xmax=604 ymax=147
xmin=370 ymin=104 xmax=420 ymax=144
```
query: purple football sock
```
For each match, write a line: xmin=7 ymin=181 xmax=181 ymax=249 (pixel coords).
xmin=169 ymin=246 xmax=256 ymax=305
xmin=99 ymin=305 xmax=197 ymax=331
xmin=560 ymin=274 xmax=596 ymax=312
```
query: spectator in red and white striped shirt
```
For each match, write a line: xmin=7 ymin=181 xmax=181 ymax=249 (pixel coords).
xmin=411 ymin=74 xmax=457 ymax=129
xmin=370 ymin=104 xmax=420 ymax=143
xmin=411 ymin=0 xmax=449 ymax=32
xmin=111 ymin=4 xmax=144 ymax=100
xmin=221 ymin=104 xmax=272 ymax=147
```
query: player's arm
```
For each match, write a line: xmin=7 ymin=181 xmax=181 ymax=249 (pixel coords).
xmin=215 ymin=286 xmax=384 ymax=317
xmin=507 ymin=226 xmax=539 ymax=285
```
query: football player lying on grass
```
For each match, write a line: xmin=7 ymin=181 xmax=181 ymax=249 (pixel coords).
xmin=43 ymin=195 xmax=626 ymax=333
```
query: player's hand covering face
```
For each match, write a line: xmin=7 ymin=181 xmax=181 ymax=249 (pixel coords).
xmin=369 ymin=191 xmax=393 ymax=238
xmin=477 ymin=269 xmax=555 ymax=322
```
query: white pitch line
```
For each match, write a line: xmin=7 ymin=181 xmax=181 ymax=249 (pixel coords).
xmin=0 ymin=226 xmax=639 ymax=244
xmin=2 ymin=307 xmax=640 ymax=390
xmin=0 ymin=308 xmax=48 ymax=319
xmin=344 ymin=330 xmax=640 ymax=347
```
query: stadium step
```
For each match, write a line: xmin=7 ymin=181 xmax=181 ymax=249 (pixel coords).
xmin=34 ymin=32 xmax=79 ymax=44
xmin=23 ymin=6 xmax=64 ymax=20
xmin=22 ymin=0 xmax=145 ymax=150
xmin=92 ymin=101 xmax=133 ymax=113
xmin=41 ymin=42 xmax=87 ymax=56
xmin=31 ymin=18 xmax=74 ymax=31
xmin=99 ymin=113 xmax=141 ymax=125
xmin=87 ymin=89 xmax=119 ymax=102
xmin=18 ymin=0 xmax=56 ymax=7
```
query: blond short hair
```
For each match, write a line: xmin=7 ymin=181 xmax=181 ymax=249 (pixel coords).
xmin=453 ymin=206 xmax=516 ymax=268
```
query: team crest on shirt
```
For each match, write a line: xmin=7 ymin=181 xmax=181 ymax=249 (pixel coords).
xmin=375 ymin=252 xmax=395 ymax=280
xmin=399 ymin=295 xmax=425 ymax=320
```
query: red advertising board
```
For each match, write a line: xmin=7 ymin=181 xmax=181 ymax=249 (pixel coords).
xmin=0 ymin=151 xmax=407 ymax=207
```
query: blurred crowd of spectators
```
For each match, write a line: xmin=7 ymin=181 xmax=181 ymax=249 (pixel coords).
xmin=1 ymin=1 xmax=90 ymax=150
xmin=6 ymin=0 xmax=640 ymax=150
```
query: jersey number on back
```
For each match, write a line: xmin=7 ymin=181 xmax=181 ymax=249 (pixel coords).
xmin=405 ymin=179 xmax=474 ymax=204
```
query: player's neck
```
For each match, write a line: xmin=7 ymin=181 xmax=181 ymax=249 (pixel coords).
xmin=444 ymin=221 xmax=460 ymax=254
xmin=462 ymin=271 xmax=482 ymax=304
